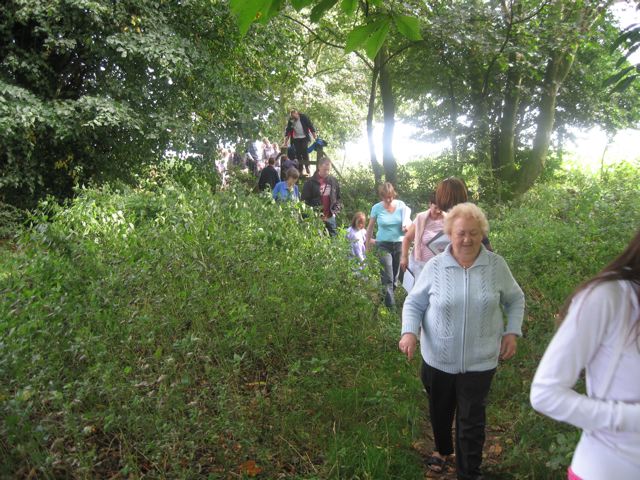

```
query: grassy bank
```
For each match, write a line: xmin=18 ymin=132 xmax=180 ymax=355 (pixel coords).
xmin=1 ymin=161 xmax=639 ymax=478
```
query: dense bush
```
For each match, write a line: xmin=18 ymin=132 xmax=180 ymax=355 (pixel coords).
xmin=484 ymin=162 xmax=640 ymax=478
xmin=0 ymin=172 xmax=424 ymax=478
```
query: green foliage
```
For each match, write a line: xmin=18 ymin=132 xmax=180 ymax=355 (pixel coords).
xmin=230 ymin=0 xmax=422 ymax=59
xmin=0 ymin=0 xmax=305 ymax=210
xmin=2 ymin=155 xmax=640 ymax=478
xmin=0 ymin=166 xmax=427 ymax=478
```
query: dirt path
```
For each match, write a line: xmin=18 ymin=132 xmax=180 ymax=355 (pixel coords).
xmin=410 ymin=422 xmax=509 ymax=479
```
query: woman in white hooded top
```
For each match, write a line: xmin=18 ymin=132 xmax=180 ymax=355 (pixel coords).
xmin=530 ymin=228 xmax=640 ymax=480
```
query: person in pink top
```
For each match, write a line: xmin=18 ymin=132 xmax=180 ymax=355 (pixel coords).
xmin=400 ymin=192 xmax=444 ymax=287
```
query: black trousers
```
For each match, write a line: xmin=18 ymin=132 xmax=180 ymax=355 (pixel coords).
xmin=292 ymin=137 xmax=310 ymax=173
xmin=421 ymin=361 xmax=495 ymax=480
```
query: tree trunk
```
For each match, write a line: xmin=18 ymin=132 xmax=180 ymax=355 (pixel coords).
xmin=516 ymin=46 xmax=576 ymax=194
xmin=495 ymin=53 xmax=522 ymax=189
xmin=367 ymin=57 xmax=383 ymax=184
xmin=378 ymin=45 xmax=397 ymax=186
xmin=447 ymin=76 xmax=459 ymax=161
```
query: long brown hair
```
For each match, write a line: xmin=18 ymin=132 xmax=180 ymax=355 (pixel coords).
xmin=435 ymin=177 xmax=468 ymax=212
xmin=558 ymin=228 xmax=640 ymax=328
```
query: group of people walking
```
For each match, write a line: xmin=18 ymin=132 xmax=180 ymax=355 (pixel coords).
xmin=352 ymin=176 xmax=639 ymax=480
xmin=223 ymin=115 xmax=639 ymax=479
xmin=217 ymin=108 xmax=321 ymax=190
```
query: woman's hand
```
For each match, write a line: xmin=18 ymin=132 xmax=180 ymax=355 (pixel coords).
xmin=398 ymin=333 xmax=417 ymax=361
xmin=400 ymin=254 xmax=409 ymax=272
xmin=500 ymin=334 xmax=518 ymax=361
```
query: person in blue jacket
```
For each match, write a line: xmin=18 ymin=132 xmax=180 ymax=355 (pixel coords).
xmin=272 ymin=167 xmax=300 ymax=202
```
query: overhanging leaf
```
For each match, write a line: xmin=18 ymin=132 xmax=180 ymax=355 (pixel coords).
xmin=365 ymin=20 xmax=390 ymax=60
xmin=310 ymin=0 xmax=339 ymax=23
xmin=262 ymin=0 xmax=286 ymax=23
xmin=345 ymin=21 xmax=380 ymax=53
xmin=229 ymin=0 xmax=272 ymax=36
xmin=394 ymin=15 xmax=422 ymax=41
xmin=291 ymin=0 xmax=315 ymax=10
xmin=604 ymin=65 xmax=635 ymax=87
xmin=340 ymin=0 xmax=357 ymax=15
xmin=612 ymin=74 xmax=638 ymax=94
xmin=611 ymin=24 xmax=640 ymax=51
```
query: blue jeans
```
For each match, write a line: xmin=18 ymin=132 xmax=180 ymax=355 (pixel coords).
xmin=376 ymin=241 xmax=401 ymax=307
xmin=324 ymin=216 xmax=337 ymax=237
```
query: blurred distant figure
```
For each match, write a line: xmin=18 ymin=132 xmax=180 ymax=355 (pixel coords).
xmin=258 ymin=157 xmax=279 ymax=191
xmin=284 ymin=109 xmax=316 ymax=176
xmin=279 ymin=153 xmax=299 ymax=182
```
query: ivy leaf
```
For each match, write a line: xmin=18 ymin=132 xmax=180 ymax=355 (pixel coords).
xmin=310 ymin=0 xmax=339 ymax=23
xmin=365 ymin=19 xmax=390 ymax=60
xmin=229 ymin=0 xmax=272 ymax=36
xmin=345 ymin=20 xmax=382 ymax=53
xmin=394 ymin=15 xmax=422 ymax=42
xmin=340 ymin=0 xmax=357 ymax=15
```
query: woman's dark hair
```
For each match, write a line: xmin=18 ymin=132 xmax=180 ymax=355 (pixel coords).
xmin=558 ymin=228 xmax=640 ymax=327
xmin=435 ymin=177 xmax=468 ymax=212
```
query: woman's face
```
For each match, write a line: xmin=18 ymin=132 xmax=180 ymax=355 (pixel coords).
xmin=429 ymin=202 xmax=442 ymax=218
xmin=381 ymin=194 xmax=394 ymax=207
xmin=287 ymin=177 xmax=296 ymax=187
xmin=450 ymin=215 xmax=483 ymax=258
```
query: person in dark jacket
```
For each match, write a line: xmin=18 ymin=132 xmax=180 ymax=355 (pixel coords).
xmin=258 ymin=157 xmax=280 ymax=191
xmin=283 ymin=109 xmax=316 ymax=176
xmin=301 ymin=156 xmax=341 ymax=236
xmin=279 ymin=153 xmax=299 ymax=181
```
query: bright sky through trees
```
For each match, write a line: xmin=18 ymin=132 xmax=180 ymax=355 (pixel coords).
xmin=340 ymin=3 xmax=640 ymax=172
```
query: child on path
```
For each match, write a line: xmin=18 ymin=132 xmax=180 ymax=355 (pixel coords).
xmin=346 ymin=212 xmax=368 ymax=263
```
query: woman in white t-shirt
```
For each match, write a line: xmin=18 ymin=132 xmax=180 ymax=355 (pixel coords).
xmin=530 ymin=228 xmax=640 ymax=480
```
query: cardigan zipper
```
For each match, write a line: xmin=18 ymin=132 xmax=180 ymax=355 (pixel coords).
xmin=461 ymin=268 xmax=469 ymax=373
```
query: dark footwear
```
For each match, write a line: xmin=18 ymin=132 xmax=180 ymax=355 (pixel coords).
xmin=425 ymin=455 xmax=447 ymax=473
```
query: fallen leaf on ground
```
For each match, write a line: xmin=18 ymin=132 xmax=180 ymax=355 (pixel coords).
xmin=239 ymin=459 xmax=262 ymax=477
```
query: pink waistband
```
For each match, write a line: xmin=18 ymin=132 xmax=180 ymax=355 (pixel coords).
xmin=567 ymin=466 xmax=582 ymax=480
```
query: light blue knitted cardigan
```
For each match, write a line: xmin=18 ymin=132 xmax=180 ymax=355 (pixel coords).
xmin=401 ymin=244 xmax=525 ymax=374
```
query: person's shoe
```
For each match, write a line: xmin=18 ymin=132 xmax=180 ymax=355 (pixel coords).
xmin=425 ymin=455 xmax=447 ymax=473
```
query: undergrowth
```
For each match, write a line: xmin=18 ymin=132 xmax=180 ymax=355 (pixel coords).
xmin=1 ymin=159 xmax=639 ymax=479
xmin=0 ymin=170 xmax=423 ymax=479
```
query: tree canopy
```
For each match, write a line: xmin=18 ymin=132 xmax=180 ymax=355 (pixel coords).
xmin=2 ymin=0 xmax=639 ymax=209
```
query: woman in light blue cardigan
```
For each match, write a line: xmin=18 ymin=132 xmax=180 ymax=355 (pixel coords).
xmin=399 ymin=203 xmax=524 ymax=479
